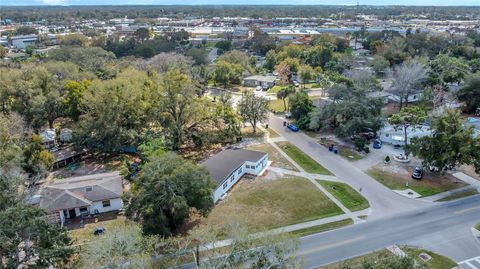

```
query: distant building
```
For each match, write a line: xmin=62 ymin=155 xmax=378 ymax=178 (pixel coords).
xmin=243 ymin=75 xmax=277 ymax=88
xmin=11 ymin=35 xmax=38 ymax=49
xmin=32 ymin=172 xmax=123 ymax=225
xmin=201 ymin=148 xmax=269 ymax=203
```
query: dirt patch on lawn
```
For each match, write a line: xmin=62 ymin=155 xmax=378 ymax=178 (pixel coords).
xmin=462 ymin=165 xmax=480 ymax=181
xmin=245 ymin=143 xmax=298 ymax=171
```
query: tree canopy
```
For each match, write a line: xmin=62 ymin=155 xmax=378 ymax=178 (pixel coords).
xmin=126 ymin=152 xmax=215 ymax=236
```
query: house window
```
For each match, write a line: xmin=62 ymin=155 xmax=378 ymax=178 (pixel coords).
xmin=237 ymin=168 xmax=242 ymax=175
xmin=79 ymin=207 xmax=88 ymax=213
xmin=223 ymin=182 xmax=228 ymax=190
xmin=230 ymin=175 xmax=235 ymax=183
xmin=86 ymin=186 xmax=92 ymax=192
xmin=102 ymin=200 xmax=111 ymax=207
xmin=246 ymin=165 xmax=250 ymax=169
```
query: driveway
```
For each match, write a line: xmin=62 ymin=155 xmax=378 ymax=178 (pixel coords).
xmin=268 ymin=114 xmax=429 ymax=219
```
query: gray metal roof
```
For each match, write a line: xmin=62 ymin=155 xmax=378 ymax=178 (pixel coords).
xmin=201 ymin=148 xmax=267 ymax=186
xmin=39 ymin=172 xmax=123 ymax=212
xmin=243 ymin=75 xmax=277 ymax=83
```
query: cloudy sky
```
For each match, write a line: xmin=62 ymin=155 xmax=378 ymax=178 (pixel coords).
xmin=1 ymin=0 xmax=480 ymax=6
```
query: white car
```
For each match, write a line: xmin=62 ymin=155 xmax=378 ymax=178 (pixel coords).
xmin=293 ymin=81 xmax=300 ymax=87
xmin=255 ymin=86 xmax=262 ymax=91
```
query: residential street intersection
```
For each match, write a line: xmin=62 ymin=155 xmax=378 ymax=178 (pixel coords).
xmin=267 ymin=114 xmax=480 ymax=268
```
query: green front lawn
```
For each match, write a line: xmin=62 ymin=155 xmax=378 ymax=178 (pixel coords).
xmin=267 ymin=85 xmax=284 ymax=94
xmin=402 ymin=247 xmax=457 ymax=269
xmin=268 ymin=99 xmax=288 ymax=113
xmin=201 ymin=176 xmax=342 ymax=234
xmin=290 ymin=218 xmax=353 ymax=237
xmin=267 ymin=128 xmax=280 ymax=138
xmin=318 ymin=180 xmax=370 ymax=211
xmin=437 ymin=189 xmax=479 ymax=202
xmin=276 ymin=142 xmax=331 ymax=175
xmin=367 ymin=167 xmax=466 ymax=197
xmin=322 ymin=247 xmax=457 ymax=269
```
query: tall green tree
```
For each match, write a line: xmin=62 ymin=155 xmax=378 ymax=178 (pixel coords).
xmin=75 ymin=69 xmax=153 ymax=152
xmin=126 ymin=153 xmax=215 ymax=236
xmin=411 ymin=109 xmax=480 ymax=173
xmin=213 ymin=60 xmax=242 ymax=89
xmin=238 ymin=92 xmax=269 ymax=134
xmin=288 ymin=90 xmax=314 ymax=128
xmin=156 ymin=70 xmax=216 ymax=150
xmin=388 ymin=106 xmax=427 ymax=156
xmin=23 ymin=134 xmax=54 ymax=178
xmin=457 ymin=74 xmax=480 ymax=113
xmin=0 ymin=204 xmax=74 ymax=269
xmin=310 ymin=86 xmax=383 ymax=137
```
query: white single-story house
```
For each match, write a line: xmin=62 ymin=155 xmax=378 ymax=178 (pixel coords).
xmin=243 ymin=75 xmax=277 ymax=88
xmin=33 ymin=172 xmax=123 ymax=225
xmin=201 ymin=148 xmax=269 ymax=203
xmin=378 ymin=124 xmax=431 ymax=146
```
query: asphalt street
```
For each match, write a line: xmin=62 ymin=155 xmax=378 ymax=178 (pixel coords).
xmin=267 ymin=114 xmax=480 ymax=267
xmin=299 ymin=195 xmax=480 ymax=268
xmin=268 ymin=114 xmax=429 ymax=219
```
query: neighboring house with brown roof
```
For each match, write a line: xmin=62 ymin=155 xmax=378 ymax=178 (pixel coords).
xmin=201 ymin=148 xmax=269 ymax=203
xmin=34 ymin=172 xmax=123 ymax=225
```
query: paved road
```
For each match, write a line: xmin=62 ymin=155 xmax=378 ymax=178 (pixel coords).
xmin=299 ymin=195 xmax=480 ymax=268
xmin=460 ymin=256 xmax=480 ymax=269
xmin=268 ymin=114 xmax=428 ymax=219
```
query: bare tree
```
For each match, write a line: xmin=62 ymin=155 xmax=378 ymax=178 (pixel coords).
xmin=388 ymin=59 xmax=426 ymax=111
xmin=147 ymin=52 xmax=194 ymax=74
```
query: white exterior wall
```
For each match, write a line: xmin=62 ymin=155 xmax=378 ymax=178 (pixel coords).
xmin=212 ymin=154 xmax=269 ymax=203
xmin=90 ymin=198 xmax=123 ymax=214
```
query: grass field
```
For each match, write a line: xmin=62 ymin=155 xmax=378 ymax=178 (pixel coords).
xmin=267 ymin=85 xmax=284 ymax=94
xmin=290 ymin=218 xmax=353 ymax=237
xmin=402 ymin=247 xmax=457 ymax=269
xmin=246 ymin=143 xmax=298 ymax=171
xmin=321 ymin=250 xmax=394 ymax=269
xmin=69 ymin=215 xmax=130 ymax=245
xmin=316 ymin=137 xmax=364 ymax=161
xmin=367 ymin=168 xmax=465 ymax=197
xmin=267 ymin=128 xmax=280 ymax=138
xmin=318 ymin=180 xmax=370 ymax=211
xmin=476 ymin=223 xmax=480 ymax=230
xmin=240 ymin=126 xmax=265 ymax=138
xmin=276 ymin=141 xmax=331 ymax=175
xmin=201 ymin=176 xmax=343 ymax=235
xmin=437 ymin=189 xmax=479 ymax=202
xmin=322 ymin=247 xmax=457 ymax=269
xmin=268 ymin=99 xmax=288 ymax=113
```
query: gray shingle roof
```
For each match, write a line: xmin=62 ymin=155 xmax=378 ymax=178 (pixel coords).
xmin=39 ymin=172 xmax=123 ymax=211
xmin=201 ymin=148 xmax=267 ymax=186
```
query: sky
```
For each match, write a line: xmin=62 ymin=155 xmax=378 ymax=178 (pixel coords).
xmin=1 ymin=0 xmax=480 ymax=6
